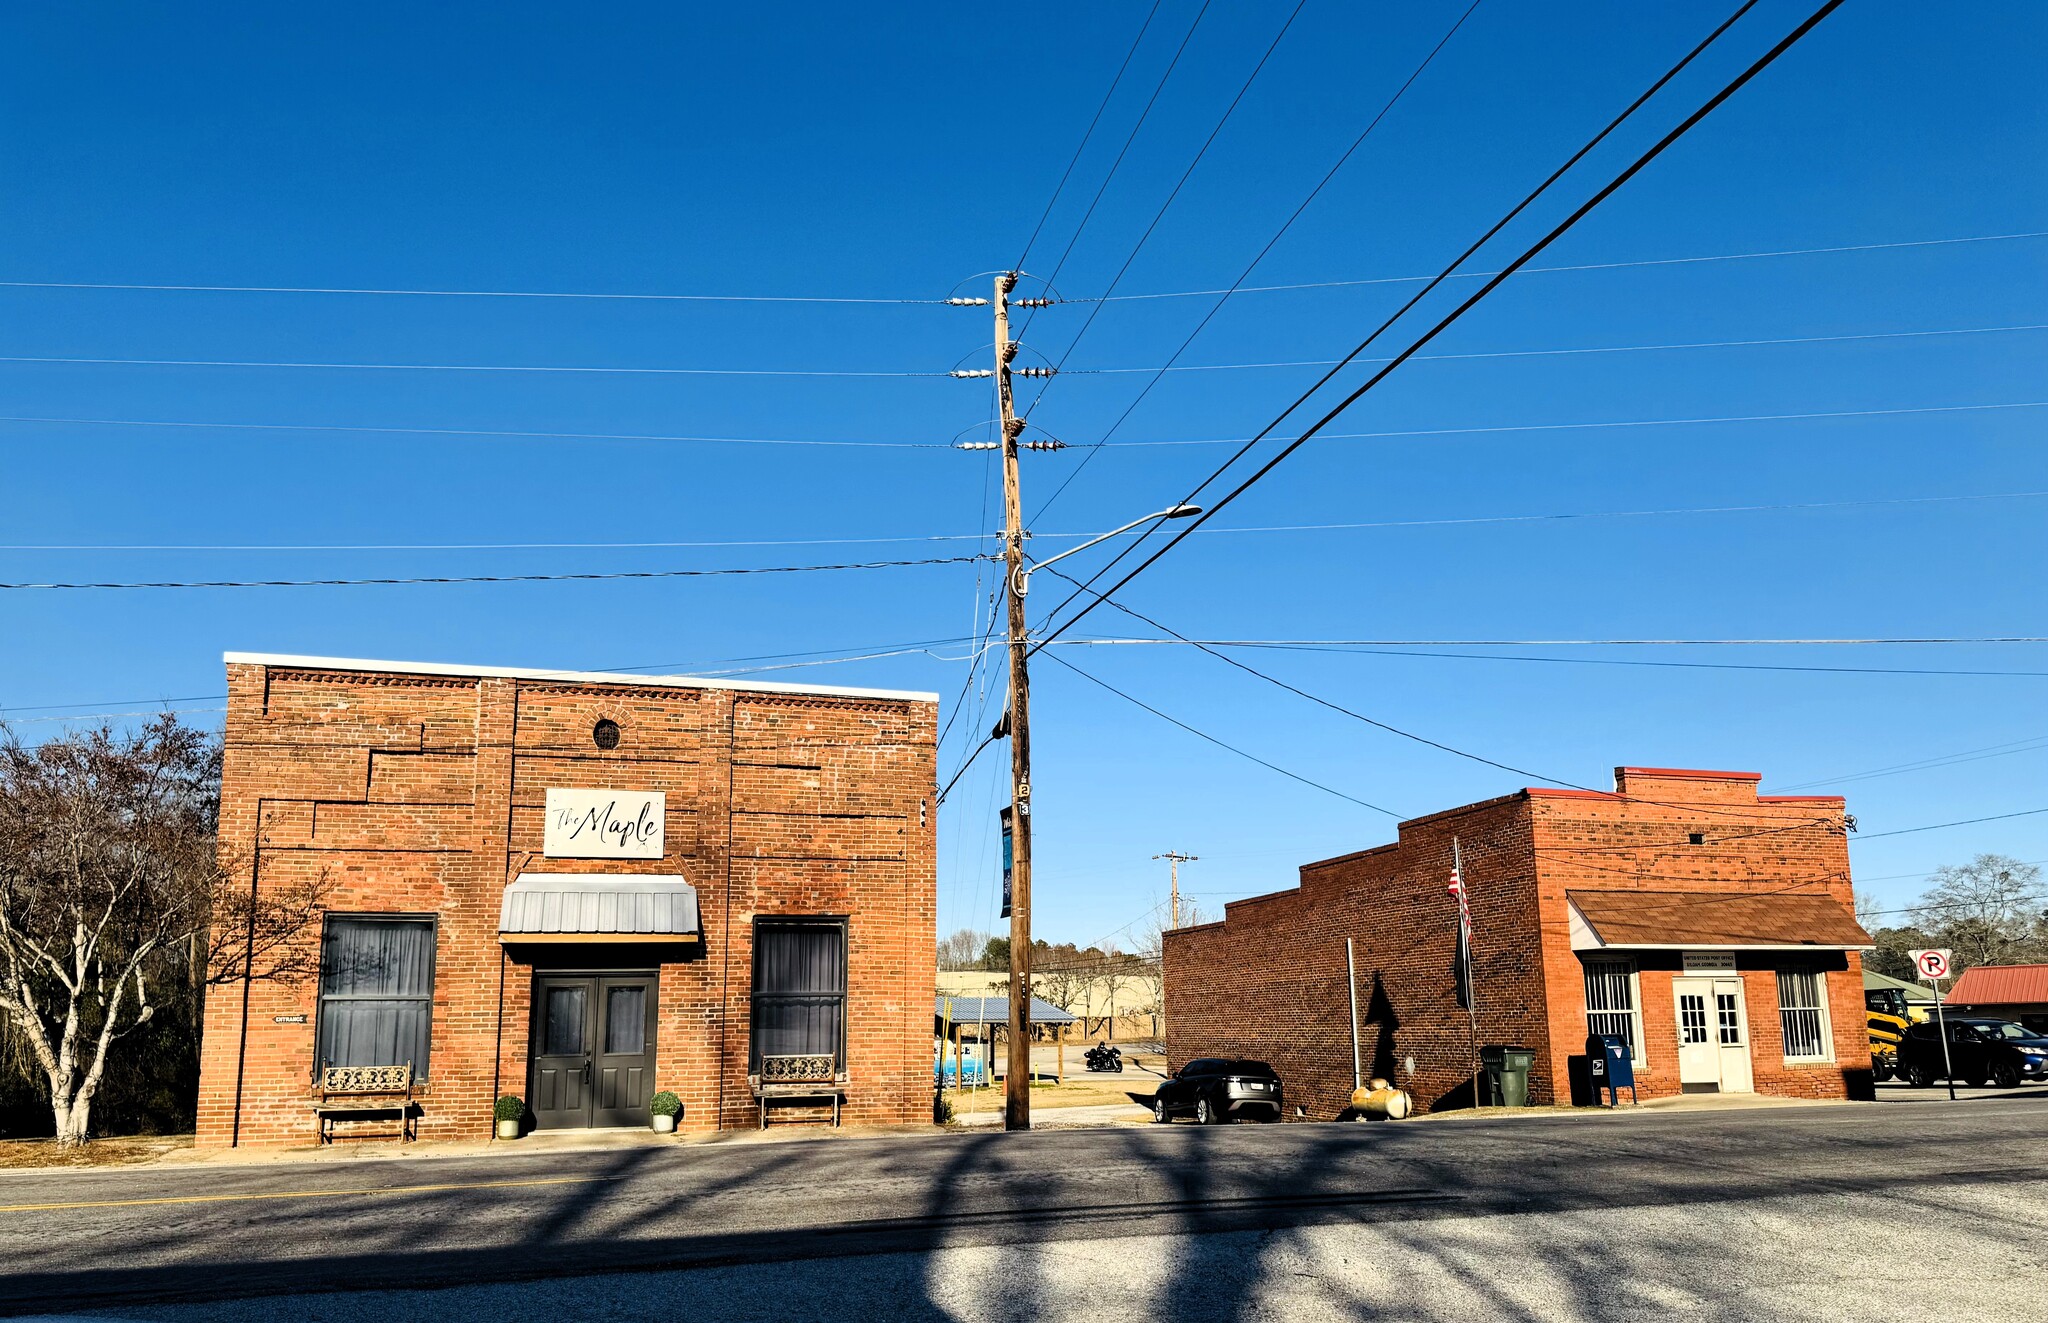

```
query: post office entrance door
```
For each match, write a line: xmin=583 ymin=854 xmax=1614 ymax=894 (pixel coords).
xmin=1674 ymin=979 xmax=1720 ymax=1091
xmin=529 ymin=972 xmax=658 ymax=1129
xmin=1711 ymin=977 xmax=1754 ymax=1093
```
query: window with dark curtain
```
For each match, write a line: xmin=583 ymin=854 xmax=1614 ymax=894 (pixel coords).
xmin=316 ymin=916 xmax=436 ymax=1077
xmin=751 ymin=919 xmax=847 ymax=1072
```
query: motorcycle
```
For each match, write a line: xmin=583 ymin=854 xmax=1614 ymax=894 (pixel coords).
xmin=1084 ymin=1043 xmax=1124 ymax=1073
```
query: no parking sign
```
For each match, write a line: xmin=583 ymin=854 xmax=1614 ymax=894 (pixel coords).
xmin=1910 ymin=948 xmax=1952 ymax=983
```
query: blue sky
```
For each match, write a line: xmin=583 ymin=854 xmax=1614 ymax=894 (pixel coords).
xmin=1 ymin=2 xmax=2043 ymax=947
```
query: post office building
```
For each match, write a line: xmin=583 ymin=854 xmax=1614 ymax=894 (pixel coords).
xmin=195 ymin=654 xmax=937 ymax=1145
xmin=1164 ymin=767 xmax=1875 ymax=1115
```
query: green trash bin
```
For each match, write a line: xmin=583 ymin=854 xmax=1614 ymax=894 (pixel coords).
xmin=1499 ymin=1047 xmax=1535 ymax=1108
xmin=1479 ymin=1045 xmax=1535 ymax=1107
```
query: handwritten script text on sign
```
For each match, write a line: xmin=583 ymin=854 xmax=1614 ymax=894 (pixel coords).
xmin=544 ymin=789 xmax=666 ymax=859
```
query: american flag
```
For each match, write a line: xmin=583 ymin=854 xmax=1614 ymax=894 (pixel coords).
xmin=1449 ymin=855 xmax=1473 ymax=1010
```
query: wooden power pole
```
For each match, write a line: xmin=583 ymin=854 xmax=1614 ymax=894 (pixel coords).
xmin=1154 ymin=850 xmax=1197 ymax=929
xmin=996 ymin=271 xmax=1034 ymax=1133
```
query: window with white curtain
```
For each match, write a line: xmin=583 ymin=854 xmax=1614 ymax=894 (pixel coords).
xmin=1583 ymin=958 xmax=1643 ymax=1061
xmin=1777 ymin=967 xmax=1832 ymax=1061
xmin=316 ymin=915 xmax=436 ymax=1077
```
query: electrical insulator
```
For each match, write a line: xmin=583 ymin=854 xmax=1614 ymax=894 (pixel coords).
xmin=947 ymin=297 xmax=991 ymax=306
xmin=1014 ymin=366 xmax=1055 ymax=378
xmin=954 ymin=441 xmax=1000 ymax=450
xmin=1020 ymin=439 xmax=1067 ymax=451
xmin=1013 ymin=297 xmax=1057 ymax=308
xmin=949 ymin=369 xmax=995 ymax=378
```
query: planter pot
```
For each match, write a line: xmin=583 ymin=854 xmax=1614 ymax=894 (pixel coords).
xmin=651 ymin=1114 xmax=676 ymax=1134
xmin=496 ymin=1118 xmax=521 ymax=1140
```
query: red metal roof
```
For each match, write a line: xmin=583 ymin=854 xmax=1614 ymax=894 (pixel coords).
xmin=1617 ymin=766 xmax=1763 ymax=781
xmin=1947 ymin=964 xmax=2048 ymax=1007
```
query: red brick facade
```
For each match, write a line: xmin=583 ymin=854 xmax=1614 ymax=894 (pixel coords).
xmin=1164 ymin=767 xmax=1872 ymax=1117
xmin=196 ymin=655 xmax=937 ymax=1146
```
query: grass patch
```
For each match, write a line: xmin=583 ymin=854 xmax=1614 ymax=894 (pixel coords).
xmin=0 ymin=1134 xmax=193 ymax=1169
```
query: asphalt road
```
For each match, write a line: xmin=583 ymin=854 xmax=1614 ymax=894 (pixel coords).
xmin=7 ymin=1099 xmax=2046 ymax=1321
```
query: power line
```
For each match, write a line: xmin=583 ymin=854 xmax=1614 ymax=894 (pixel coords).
xmin=0 ymin=415 xmax=947 ymax=449
xmin=1772 ymin=735 xmax=2048 ymax=792
xmin=1015 ymin=0 xmax=1215 ymax=345
xmin=1030 ymin=0 xmax=1485 ymax=521
xmin=6 ymin=226 xmax=2031 ymax=308
xmin=1033 ymin=0 xmax=1849 ymax=646
xmin=11 ymin=487 xmax=2044 ymax=555
xmin=1091 ymin=400 xmax=2048 ymax=446
xmin=1017 ymin=0 xmax=1313 ymax=413
xmin=1169 ymin=642 xmax=2048 ymax=679
xmin=1060 ymin=321 xmax=2048 ymax=374
xmin=6 ymin=398 xmax=2037 ymax=458
xmin=1029 ymin=0 xmax=1769 ymax=627
xmin=1055 ymin=634 xmax=2048 ymax=648
xmin=0 ymin=280 xmax=945 ymax=305
xmin=0 ymin=354 xmax=947 ymax=379
xmin=1035 ymin=565 xmax=1836 ymax=822
xmin=0 ymin=555 xmax=990 ymax=591
xmin=1855 ymin=806 xmax=2048 ymax=842
xmin=1013 ymin=0 xmax=1168 ymax=273
xmin=1042 ymin=649 xmax=1401 ymax=816
xmin=1080 ymin=227 xmax=2048 ymax=300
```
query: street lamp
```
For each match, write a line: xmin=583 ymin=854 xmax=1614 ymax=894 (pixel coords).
xmin=1012 ymin=505 xmax=1202 ymax=596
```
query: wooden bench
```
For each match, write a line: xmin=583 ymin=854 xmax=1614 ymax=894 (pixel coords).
xmin=311 ymin=1063 xmax=416 ymax=1144
xmin=753 ymin=1054 xmax=842 ymax=1129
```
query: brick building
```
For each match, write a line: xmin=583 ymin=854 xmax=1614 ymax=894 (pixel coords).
xmin=1164 ymin=767 xmax=1874 ymax=1116
xmin=196 ymin=653 xmax=937 ymax=1146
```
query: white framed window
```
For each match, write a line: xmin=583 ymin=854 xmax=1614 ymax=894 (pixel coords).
xmin=1776 ymin=967 xmax=1833 ymax=1061
xmin=1583 ymin=958 xmax=1644 ymax=1062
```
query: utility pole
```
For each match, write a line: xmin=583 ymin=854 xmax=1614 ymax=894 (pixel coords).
xmin=997 ymin=271 xmax=1034 ymax=1133
xmin=1154 ymin=851 xmax=1197 ymax=929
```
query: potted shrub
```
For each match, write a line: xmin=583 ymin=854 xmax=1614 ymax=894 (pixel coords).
xmin=649 ymin=1091 xmax=682 ymax=1133
xmin=494 ymin=1095 xmax=525 ymax=1140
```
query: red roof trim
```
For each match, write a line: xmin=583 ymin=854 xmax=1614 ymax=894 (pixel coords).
xmin=1619 ymin=766 xmax=1762 ymax=781
xmin=1757 ymin=794 xmax=1846 ymax=804
xmin=1527 ymin=788 xmax=1620 ymax=800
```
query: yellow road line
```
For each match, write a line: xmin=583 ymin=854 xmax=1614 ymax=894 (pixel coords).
xmin=0 ymin=1174 xmax=607 ymax=1213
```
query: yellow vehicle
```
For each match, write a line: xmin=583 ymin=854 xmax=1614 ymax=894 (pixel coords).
xmin=1867 ymin=986 xmax=1913 ymax=1082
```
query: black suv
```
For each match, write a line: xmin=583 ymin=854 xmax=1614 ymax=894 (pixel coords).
xmin=1898 ymin=1017 xmax=2048 ymax=1088
xmin=1151 ymin=1058 xmax=1283 ymax=1123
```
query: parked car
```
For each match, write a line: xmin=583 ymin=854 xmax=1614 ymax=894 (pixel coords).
xmin=1151 ymin=1058 xmax=1283 ymax=1123
xmin=1898 ymin=1017 xmax=2048 ymax=1088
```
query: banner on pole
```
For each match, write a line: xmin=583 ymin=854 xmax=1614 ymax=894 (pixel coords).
xmin=1000 ymin=806 xmax=1014 ymax=920
xmin=1449 ymin=845 xmax=1473 ymax=1010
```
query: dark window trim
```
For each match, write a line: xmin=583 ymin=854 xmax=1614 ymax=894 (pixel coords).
xmin=749 ymin=914 xmax=849 ymax=1075
xmin=314 ymin=912 xmax=439 ymax=1082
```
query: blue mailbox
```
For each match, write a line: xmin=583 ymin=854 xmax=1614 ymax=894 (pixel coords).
xmin=1585 ymin=1033 xmax=1637 ymax=1107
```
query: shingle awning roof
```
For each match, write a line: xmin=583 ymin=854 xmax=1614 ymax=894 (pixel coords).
xmin=1947 ymin=963 xmax=2048 ymax=1007
xmin=1567 ymin=889 xmax=1872 ymax=952
xmin=934 ymin=995 xmax=1077 ymax=1025
xmin=500 ymin=873 xmax=700 ymax=943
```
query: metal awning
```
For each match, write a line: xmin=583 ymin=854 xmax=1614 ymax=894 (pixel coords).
xmin=499 ymin=873 xmax=700 ymax=943
xmin=1567 ymin=889 xmax=1873 ymax=953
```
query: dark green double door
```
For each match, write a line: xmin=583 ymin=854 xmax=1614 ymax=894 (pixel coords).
xmin=529 ymin=973 xmax=658 ymax=1129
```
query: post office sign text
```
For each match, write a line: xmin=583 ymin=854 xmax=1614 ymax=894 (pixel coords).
xmin=544 ymin=788 xmax=665 ymax=859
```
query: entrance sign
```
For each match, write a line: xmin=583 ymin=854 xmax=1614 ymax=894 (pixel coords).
xmin=1682 ymin=951 xmax=1737 ymax=975
xmin=1910 ymin=948 xmax=1952 ymax=982
xmin=544 ymin=789 xmax=665 ymax=859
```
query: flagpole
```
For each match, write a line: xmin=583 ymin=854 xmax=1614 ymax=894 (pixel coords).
xmin=1455 ymin=836 xmax=1482 ymax=1106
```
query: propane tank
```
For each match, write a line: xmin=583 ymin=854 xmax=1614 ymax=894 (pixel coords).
xmin=1349 ymin=1084 xmax=1413 ymax=1120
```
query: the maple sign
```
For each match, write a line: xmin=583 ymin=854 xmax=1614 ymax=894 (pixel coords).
xmin=544 ymin=788 xmax=665 ymax=859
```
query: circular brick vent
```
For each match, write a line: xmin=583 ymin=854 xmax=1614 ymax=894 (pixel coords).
xmin=592 ymin=718 xmax=622 ymax=750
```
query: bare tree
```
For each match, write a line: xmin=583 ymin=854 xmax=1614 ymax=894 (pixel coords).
xmin=936 ymin=928 xmax=985 ymax=972
xmin=1910 ymin=854 xmax=2048 ymax=973
xmin=0 ymin=717 xmax=323 ymax=1145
